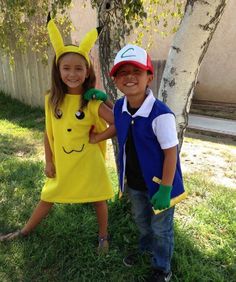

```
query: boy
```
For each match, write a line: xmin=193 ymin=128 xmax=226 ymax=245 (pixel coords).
xmin=110 ymin=44 xmax=186 ymax=282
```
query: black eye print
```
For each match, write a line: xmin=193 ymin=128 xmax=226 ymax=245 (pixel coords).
xmin=55 ymin=109 xmax=63 ymax=119
xmin=75 ymin=111 xmax=85 ymax=120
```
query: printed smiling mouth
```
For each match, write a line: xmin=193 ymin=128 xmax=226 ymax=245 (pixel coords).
xmin=62 ymin=144 xmax=85 ymax=154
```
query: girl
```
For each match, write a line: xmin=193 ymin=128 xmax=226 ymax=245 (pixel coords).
xmin=0 ymin=15 xmax=115 ymax=253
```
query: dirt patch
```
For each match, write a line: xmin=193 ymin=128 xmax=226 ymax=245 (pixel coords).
xmin=107 ymin=133 xmax=236 ymax=189
xmin=181 ymin=133 xmax=236 ymax=188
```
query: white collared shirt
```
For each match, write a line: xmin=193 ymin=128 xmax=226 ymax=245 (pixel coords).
xmin=122 ymin=88 xmax=179 ymax=149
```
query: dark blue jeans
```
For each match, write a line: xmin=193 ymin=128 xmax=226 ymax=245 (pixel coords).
xmin=127 ymin=186 xmax=175 ymax=273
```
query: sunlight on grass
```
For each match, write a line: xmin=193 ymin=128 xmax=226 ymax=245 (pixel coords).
xmin=0 ymin=118 xmax=44 ymax=160
xmin=180 ymin=151 xmax=187 ymax=158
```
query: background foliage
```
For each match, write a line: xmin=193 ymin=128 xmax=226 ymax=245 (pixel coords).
xmin=0 ymin=0 xmax=73 ymax=63
xmin=0 ymin=0 xmax=184 ymax=64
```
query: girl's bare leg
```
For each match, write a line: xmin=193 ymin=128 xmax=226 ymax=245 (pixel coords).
xmin=93 ymin=200 xmax=109 ymax=253
xmin=0 ymin=200 xmax=53 ymax=241
xmin=21 ymin=200 xmax=54 ymax=235
xmin=93 ymin=200 xmax=108 ymax=237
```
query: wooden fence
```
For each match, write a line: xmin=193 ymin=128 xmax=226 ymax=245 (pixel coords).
xmin=0 ymin=49 xmax=52 ymax=108
xmin=0 ymin=48 xmax=166 ymax=107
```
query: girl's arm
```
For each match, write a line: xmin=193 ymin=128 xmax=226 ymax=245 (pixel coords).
xmin=44 ymin=132 xmax=55 ymax=178
xmin=89 ymin=102 xmax=116 ymax=143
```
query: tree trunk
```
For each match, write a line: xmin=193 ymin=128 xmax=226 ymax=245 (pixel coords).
xmin=96 ymin=0 xmax=125 ymax=102
xmin=158 ymin=0 xmax=228 ymax=149
xmin=96 ymin=0 xmax=126 ymax=173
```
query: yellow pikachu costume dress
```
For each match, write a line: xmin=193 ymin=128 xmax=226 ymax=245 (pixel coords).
xmin=41 ymin=95 xmax=114 ymax=203
xmin=41 ymin=14 xmax=114 ymax=203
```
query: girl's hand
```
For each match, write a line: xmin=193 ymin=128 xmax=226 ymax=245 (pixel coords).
xmin=84 ymin=88 xmax=107 ymax=102
xmin=45 ymin=162 xmax=56 ymax=178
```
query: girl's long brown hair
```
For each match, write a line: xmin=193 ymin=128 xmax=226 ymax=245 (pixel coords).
xmin=50 ymin=52 xmax=96 ymax=116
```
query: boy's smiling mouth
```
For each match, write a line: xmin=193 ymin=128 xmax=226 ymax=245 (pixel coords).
xmin=125 ymin=82 xmax=136 ymax=86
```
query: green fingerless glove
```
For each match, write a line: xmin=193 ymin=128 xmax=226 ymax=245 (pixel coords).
xmin=84 ymin=88 xmax=107 ymax=102
xmin=151 ymin=184 xmax=172 ymax=210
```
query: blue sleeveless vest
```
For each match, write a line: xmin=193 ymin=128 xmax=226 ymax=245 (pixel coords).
xmin=114 ymin=96 xmax=185 ymax=199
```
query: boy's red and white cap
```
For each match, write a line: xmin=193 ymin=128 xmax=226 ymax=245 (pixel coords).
xmin=110 ymin=44 xmax=154 ymax=76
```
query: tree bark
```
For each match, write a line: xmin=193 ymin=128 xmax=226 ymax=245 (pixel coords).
xmin=96 ymin=0 xmax=126 ymax=173
xmin=158 ymin=0 xmax=228 ymax=149
xmin=96 ymin=0 xmax=125 ymax=102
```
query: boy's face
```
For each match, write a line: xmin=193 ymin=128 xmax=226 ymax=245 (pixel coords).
xmin=113 ymin=64 xmax=153 ymax=99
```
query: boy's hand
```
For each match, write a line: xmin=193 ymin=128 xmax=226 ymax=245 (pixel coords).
xmin=151 ymin=184 xmax=172 ymax=210
xmin=89 ymin=125 xmax=98 ymax=144
xmin=89 ymin=131 xmax=98 ymax=144
xmin=84 ymin=88 xmax=107 ymax=102
xmin=45 ymin=162 xmax=56 ymax=178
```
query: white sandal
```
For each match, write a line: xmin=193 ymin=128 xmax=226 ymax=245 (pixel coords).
xmin=0 ymin=230 xmax=26 ymax=242
xmin=97 ymin=236 xmax=109 ymax=254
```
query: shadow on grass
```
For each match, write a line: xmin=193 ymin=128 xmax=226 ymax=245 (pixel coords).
xmin=0 ymin=91 xmax=44 ymax=132
xmin=173 ymin=223 xmax=235 ymax=282
xmin=0 ymin=157 xmax=44 ymax=231
xmin=0 ymin=193 xmax=234 ymax=282
xmin=0 ymin=92 xmax=234 ymax=281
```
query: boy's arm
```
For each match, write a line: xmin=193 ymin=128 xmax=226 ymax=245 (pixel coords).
xmin=84 ymin=88 xmax=113 ymax=109
xmin=84 ymin=88 xmax=114 ymax=110
xmin=44 ymin=132 xmax=55 ymax=178
xmin=89 ymin=102 xmax=116 ymax=143
xmin=151 ymin=146 xmax=177 ymax=210
xmin=161 ymin=146 xmax=177 ymax=185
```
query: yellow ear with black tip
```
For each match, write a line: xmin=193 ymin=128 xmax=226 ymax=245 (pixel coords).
xmin=47 ymin=13 xmax=65 ymax=62
xmin=47 ymin=12 xmax=103 ymax=65
xmin=78 ymin=27 xmax=102 ymax=64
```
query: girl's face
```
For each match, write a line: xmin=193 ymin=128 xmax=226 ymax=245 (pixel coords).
xmin=59 ymin=53 xmax=89 ymax=94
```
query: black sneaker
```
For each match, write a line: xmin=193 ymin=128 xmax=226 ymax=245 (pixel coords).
xmin=123 ymin=253 xmax=139 ymax=267
xmin=146 ymin=269 xmax=172 ymax=282
xmin=123 ymin=251 xmax=152 ymax=267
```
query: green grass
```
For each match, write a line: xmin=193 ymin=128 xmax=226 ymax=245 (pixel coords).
xmin=0 ymin=91 xmax=235 ymax=281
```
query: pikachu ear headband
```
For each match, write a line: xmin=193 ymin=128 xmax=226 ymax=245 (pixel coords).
xmin=47 ymin=13 xmax=102 ymax=65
